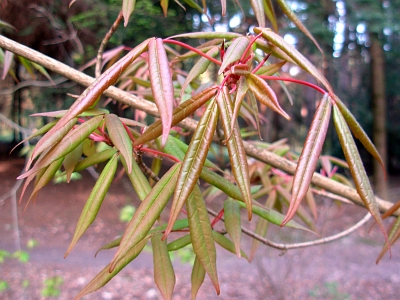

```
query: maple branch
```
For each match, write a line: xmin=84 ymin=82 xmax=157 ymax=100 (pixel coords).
xmin=0 ymin=34 xmax=398 ymax=217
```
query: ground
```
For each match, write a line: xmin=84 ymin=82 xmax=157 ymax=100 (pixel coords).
xmin=0 ymin=158 xmax=399 ymax=300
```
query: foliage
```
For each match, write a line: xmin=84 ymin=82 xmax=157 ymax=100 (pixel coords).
xmin=41 ymin=276 xmax=63 ymax=298
xmin=1 ymin=0 xmax=398 ymax=299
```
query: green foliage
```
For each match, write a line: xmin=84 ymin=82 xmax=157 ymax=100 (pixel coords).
xmin=0 ymin=281 xmax=9 ymax=293
xmin=119 ymin=204 xmax=136 ymax=222
xmin=309 ymin=281 xmax=350 ymax=300
xmin=41 ymin=276 xmax=63 ymax=298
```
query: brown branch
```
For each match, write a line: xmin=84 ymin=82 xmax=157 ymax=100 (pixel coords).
xmin=0 ymin=34 xmax=398 ymax=216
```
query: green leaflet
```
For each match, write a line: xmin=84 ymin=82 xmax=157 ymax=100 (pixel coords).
xmin=282 ymin=94 xmax=331 ymax=226
xmin=105 ymin=114 xmax=133 ymax=173
xmin=65 ymin=152 xmax=118 ymax=257
xmin=250 ymin=0 xmax=266 ymax=27
xmin=191 ymin=256 xmax=206 ymax=300
xmin=133 ymin=86 xmax=217 ymax=147
xmin=95 ymin=236 xmax=122 ymax=257
xmin=63 ymin=142 xmax=83 ymax=183
xmin=120 ymin=155 xmax=151 ymax=201
xmin=74 ymin=236 xmax=149 ymax=300
xmin=122 ymin=0 xmax=136 ymax=26
xmin=218 ymin=36 xmax=250 ymax=74
xmin=167 ymin=234 xmax=192 ymax=251
xmin=230 ymin=76 xmax=249 ymax=135
xmin=166 ymin=99 xmax=219 ymax=237
xmin=73 ymin=148 xmax=118 ymax=173
xmin=109 ymin=163 xmax=181 ymax=272
xmin=30 ymin=108 xmax=109 ymax=118
xmin=216 ymin=87 xmax=252 ymax=220
xmin=152 ymin=233 xmax=176 ymax=300
xmin=223 ymin=199 xmax=242 ymax=257
xmin=254 ymin=61 xmax=286 ymax=76
xmin=334 ymin=95 xmax=385 ymax=174
xmin=376 ymin=215 xmax=400 ymax=263
xmin=263 ymin=0 xmax=278 ymax=32
xmin=333 ymin=105 xmax=389 ymax=247
xmin=187 ymin=185 xmax=219 ymax=295
xmin=169 ymin=31 xmax=242 ymax=40
xmin=212 ymin=231 xmax=248 ymax=260
xmin=160 ymin=0 xmax=169 ymax=16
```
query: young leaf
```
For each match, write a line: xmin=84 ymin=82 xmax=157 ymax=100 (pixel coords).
xmin=211 ymin=231 xmax=248 ymax=260
xmin=263 ymin=0 xmax=278 ymax=32
xmin=133 ymin=86 xmax=217 ymax=147
xmin=186 ymin=185 xmax=220 ymax=295
xmin=191 ymin=256 xmax=206 ymax=300
xmin=1 ymin=50 xmax=14 ymax=80
xmin=216 ymin=87 xmax=252 ymax=220
xmin=253 ymin=27 xmax=333 ymax=94
xmin=223 ymin=199 xmax=242 ymax=257
xmin=148 ymin=38 xmax=174 ymax=147
xmin=105 ymin=114 xmax=133 ymax=173
xmin=376 ymin=215 xmax=400 ymax=264
xmin=218 ymin=36 xmax=250 ymax=75
xmin=247 ymin=73 xmax=290 ymax=120
xmin=74 ymin=236 xmax=149 ymax=300
xmin=169 ymin=31 xmax=242 ymax=40
xmin=109 ymin=163 xmax=181 ymax=272
xmin=282 ymin=94 xmax=331 ymax=226
xmin=152 ymin=233 xmax=176 ymax=300
xmin=230 ymin=76 xmax=249 ymax=135
xmin=63 ymin=142 xmax=83 ymax=183
xmin=333 ymin=105 xmax=389 ymax=247
xmin=165 ymin=100 xmax=219 ymax=237
xmin=167 ymin=234 xmax=192 ymax=251
xmin=160 ymin=0 xmax=169 ymax=17
xmin=120 ymin=155 xmax=151 ymax=201
xmin=65 ymin=152 xmax=118 ymax=257
xmin=249 ymin=0 xmax=266 ymax=27
xmin=73 ymin=148 xmax=117 ymax=173
xmin=122 ymin=0 xmax=136 ymax=27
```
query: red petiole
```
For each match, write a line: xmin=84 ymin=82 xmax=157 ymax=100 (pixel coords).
xmin=259 ymin=75 xmax=327 ymax=95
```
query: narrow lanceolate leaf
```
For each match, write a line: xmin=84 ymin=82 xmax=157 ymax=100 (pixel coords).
xmin=334 ymin=95 xmax=385 ymax=175
xmin=212 ymin=231 xmax=248 ymax=260
xmin=63 ymin=142 xmax=83 ymax=183
xmin=160 ymin=0 xmax=169 ymax=17
xmin=253 ymin=27 xmax=333 ymax=94
xmin=255 ymin=61 xmax=286 ymax=76
xmin=109 ymin=163 xmax=180 ymax=272
xmin=275 ymin=0 xmax=323 ymax=54
xmin=250 ymin=0 xmax=266 ymax=27
xmin=247 ymin=73 xmax=290 ymax=120
xmin=65 ymin=153 xmax=118 ymax=257
xmin=19 ymin=116 xmax=104 ymax=179
xmin=148 ymin=38 xmax=174 ymax=147
xmin=31 ymin=108 xmax=109 ymax=118
xmin=105 ymin=114 xmax=133 ymax=173
xmin=74 ymin=236 xmax=149 ymax=300
xmin=167 ymin=234 xmax=192 ymax=251
xmin=122 ymin=0 xmax=136 ymax=26
xmin=181 ymin=46 xmax=219 ymax=98
xmin=216 ymin=87 xmax=252 ymax=220
xmin=191 ymin=256 xmax=206 ymax=300
xmin=152 ymin=233 xmax=176 ymax=300
xmin=333 ymin=105 xmax=389 ymax=246
xmin=186 ymin=186 xmax=219 ymax=295
xmin=73 ymin=148 xmax=117 ymax=173
xmin=1 ymin=50 xmax=14 ymax=80
xmin=169 ymin=31 xmax=242 ymax=40
xmin=133 ymin=86 xmax=217 ymax=147
xmin=376 ymin=216 xmax=400 ymax=264
xmin=282 ymin=94 xmax=331 ymax=226
xmin=264 ymin=0 xmax=278 ymax=32
xmin=218 ymin=37 xmax=250 ymax=75
xmin=95 ymin=236 xmax=122 ymax=257
xmin=32 ymin=39 xmax=149 ymax=163
xmin=121 ymin=155 xmax=151 ymax=201
xmin=230 ymin=76 xmax=249 ymax=134
xmin=223 ymin=199 xmax=242 ymax=257
xmin=166 ymin=100 xmax=219 ymax=237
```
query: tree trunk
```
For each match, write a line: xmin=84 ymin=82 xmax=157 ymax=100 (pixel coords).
xmin=370 ymin=35 xmax=388 ymax=200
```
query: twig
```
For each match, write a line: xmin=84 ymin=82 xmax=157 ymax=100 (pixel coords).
xmin=95 ymin=11 xmax=123 ymax=78
xmin=0 ymin=34 xmax=398 ymax=216
xmin=0 ymin=77 xmax=70 ymax=95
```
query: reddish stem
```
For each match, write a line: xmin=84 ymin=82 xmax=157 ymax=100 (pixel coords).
xmin=259 ymin=75 xmax=327 ymax=95
xmin=240 ymin=32 xmax=263 ymax=63
xmin=251 ymin=52 xmax=272 ymax=75
xmin=163 ymin=39 xmax=222 ymax=66
xmin=122 ymin=122 xmax=136 ymax=144
xmin=211 ymin=208 xmax=224 ymax=228
xmin=139 ymin=146 xmax=181 ymax=163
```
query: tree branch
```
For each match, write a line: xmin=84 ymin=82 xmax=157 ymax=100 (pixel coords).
xmin=0 ymin=34 xmax=398 ymax=216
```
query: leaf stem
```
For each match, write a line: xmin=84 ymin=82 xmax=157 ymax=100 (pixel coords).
xmin=259 ymin=75 xmax=327 ymax=95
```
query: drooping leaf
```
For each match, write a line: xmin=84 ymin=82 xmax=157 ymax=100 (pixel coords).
xmin=120 ymin=155 xmax=151 ymax=201
xmin=254 ymin=27 xmax=332 ymax=93
xmin=191 ymin=256 xmax=206 ymax=300
xmin=275 ymin=0 xmax=323 ymax=54
xmin=74 ymin=236 xmax=149 ymax=300
xmin=211 ymin=231 xmax=248 ymax=260
xmin=122 ymin=0 xmax=136 ymax=26
xmin=305 ymin=188 xmax=318 ymax=221
xmin=65 ymin=152 xmax=118 ymax=257
xmin=31 ymin=61 xmax=53 ymax=82
xmin=109 ymin=163 xmax=181 ymax=272
xmin=216 ymin=87 xmax=252 ymax=220
xmin=1 ymin=50 xmax=14 ymax=80
xmin=160 ymin=0 xmax=169 ymax=17
xmin=376 ymin=215 xmax=400 ymax=264
xmin=230 ymin=76 xmax=249 ymax=135
xmin=334 ymin=95 xmax=385 ymax=175
xmin=249 ymin=0 xmax=266 ymax=27
xmin=105 ymin=114 xmax=133 ymax=173
xmin=133 ymin=86 xmax=217 ymax=147
xmin=183 ymin=0 xmax=204 ymax=14
xmin=247 ymin=73 xmax=290 ymax=120
xmin=151 ymin=233 xmax=176 ymax=300
xmin=333 ymin=105 xmax=389 ymax=246
xmin=30 ymin=108 xmax=109 ymax=118
xmin=95 ymin=236 xmax=122 ymax=257
xmin=167 ymin=234 xmax=192 ymax=251
xmin=218 ymin=37 xmax=250 ymax=75
xmin=223 ymin=199 xmax=242 ymax=257
xmin=63 ymin=142 xmax=83 ymax=183
xmin=165 ymin=100 xmax=219 ymax=237
xmin=148 ymin=38 xmax=174 ymax=147
xmin=169 ymin=31 xmax=242 ymax=40
xmin=73 ymin=148 xmax=117 ymax=173
xmin=186 ymin=185 xmax=220 ymax=295
xmin=282 ymin=94 xmax=331 ymax=226
xmin=17 ymin=56 xmax=35 ymax=78
xmin=254 ymin=61 xmax=286 ymax=76
xmin=263 ymin=0 xmax=278 ymax=32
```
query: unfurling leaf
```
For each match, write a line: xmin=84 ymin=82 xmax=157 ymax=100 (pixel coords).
xmin=165 ymin=99 xmax=219 ymax=237
xmin=152 ymin=233 xmax=176 ymax=300
xmin=191 ymin=256 xmax=206 ymax=300
xmin=216 ymin=87 xmax=252 ymax=220
xmin=109 ymin=163 xmax=180 ymax=272
xmin=223 ymin=199 xmax=242 ymax=257
xmin=333 ymin=105 xmax=389 ymax=250
xmin=282 ymin=94 xmax=331 ymax=226
xmin=218 ymin=36 xmax=250 ymax=74
xmin=148 ymin=38 xmax=174 ymax=147
xmin=105 ymin=114 xmax=133 ymax=173
xmin=186 ymin=185 xmax=220 ymax=295
xmin=65 ymin=152 xmax=118 ymax=257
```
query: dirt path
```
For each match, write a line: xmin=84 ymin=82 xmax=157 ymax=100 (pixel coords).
xmin=1 ymin=159 xmax=399 ymax=300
